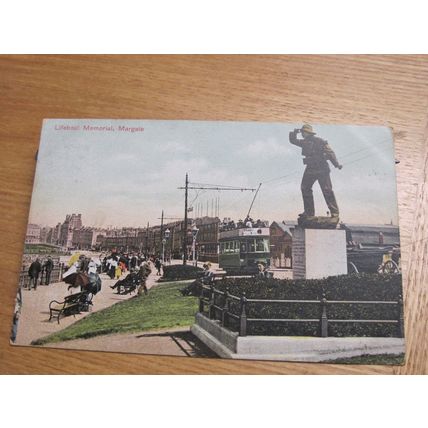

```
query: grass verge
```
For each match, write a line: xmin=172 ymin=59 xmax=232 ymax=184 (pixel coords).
xmin=32 ymin=281 xmax=198 ymax=345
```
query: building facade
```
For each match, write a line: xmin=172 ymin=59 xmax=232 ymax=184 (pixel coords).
xmin=194 ymin=216 xmax=220 ymax=263
xmin=341 ymin=224 xmax=400 ymax=246
xmin=59 ymin=214 xmax=83 ymax=249
xmin=25 ymin=223 xmax=41 ymax=244
xmin=269 ymin=221 xmax=295 ymax=268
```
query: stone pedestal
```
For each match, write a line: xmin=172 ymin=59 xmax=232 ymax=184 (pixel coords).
xmin=292 ymin=227 xmax=347 ymax=279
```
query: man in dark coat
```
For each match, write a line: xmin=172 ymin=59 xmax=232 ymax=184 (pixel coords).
xmin=129 ymin=253 xmax=139 ymax=270
xmin=28 ymin=258 xmax=42 ymax=290
xmin=289 ymin=124 xmax=343 ymax=218
xmin=42 ymin=256 xmax=54 ymax=285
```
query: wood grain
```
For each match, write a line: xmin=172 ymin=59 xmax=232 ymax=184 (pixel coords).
xmin=0 ymin=55 xmax=427 ymax=374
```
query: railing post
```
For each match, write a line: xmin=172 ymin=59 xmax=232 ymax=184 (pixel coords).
xmin=198 ymin=284 xmax=204 ymax=313
xmin=208 ymin=284 xmax=215 ymax=319
xmin=221 ymin=287 xmax=230 ymax=327
xmin=240 ymin=292 xmax=247 ymax=336
xmin=397 ymin=295 xmax=404 ymax=338
xmin=320 ymin=294 xmax=328 ymax=338
xmin=59 ymin=262 xmax=64 ymax=281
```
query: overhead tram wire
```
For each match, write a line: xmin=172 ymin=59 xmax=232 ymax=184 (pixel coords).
xmin=189 ymin=181 xmax=255 ymax=189
xmin=181 ymin=138 xmax=396 ymax=223
xmin=259 ymin=136 xmax=395 ymax=188
xmin=178 ymin=175 xmax=258 ymax=263
xmin=218 ymin=138 xmax=395 ymax=216
xmin=185 ymin=183 xmax=256 ymax=218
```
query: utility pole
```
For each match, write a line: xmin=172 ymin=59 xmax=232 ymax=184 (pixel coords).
xmin=183 ymin=173 xmax=189 ymax=265
xmin=146 ymin=221 xmax=149 ymax=256
xmin=159 ymin=209 xmax=164 ymax=260
xmin=178 ymin=175 xmax=256 ymax=265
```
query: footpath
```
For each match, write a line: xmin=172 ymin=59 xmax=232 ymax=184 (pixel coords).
xmin=15 ymin=263 xmax=217 ymax=358
xmin=14 ymin=263 xmax=159 ymax=346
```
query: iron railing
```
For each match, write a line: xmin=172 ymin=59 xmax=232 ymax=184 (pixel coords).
xmin=198 ymin=285 xmax=404 ymax=338
xmin=18 ymin=262 xmax=65 ymax=288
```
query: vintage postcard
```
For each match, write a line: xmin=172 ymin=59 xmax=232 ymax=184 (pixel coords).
xmin=11 ymin=119 xmax=405 ymax=364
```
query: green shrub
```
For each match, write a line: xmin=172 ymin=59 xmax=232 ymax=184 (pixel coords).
xmin=213 ymin=274 xmax=403 ymax=338
xmin=162 ymin=264 xmax=204 ymax=281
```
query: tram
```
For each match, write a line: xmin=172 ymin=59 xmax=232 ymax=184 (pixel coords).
xmin=218 ymin=222 xmax=271 ymax=275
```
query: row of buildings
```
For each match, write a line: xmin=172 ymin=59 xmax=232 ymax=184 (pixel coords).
xmin=26 ymin=214 xmax=400 ymax=267
xmin=26 ymin=214 xmax=84 ymax=248
xmin=25 ymin=213 xmax=221 ymax=262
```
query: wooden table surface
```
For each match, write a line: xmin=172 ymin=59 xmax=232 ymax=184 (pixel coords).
xmin=1 ymin=55 xmax=427 ymax=374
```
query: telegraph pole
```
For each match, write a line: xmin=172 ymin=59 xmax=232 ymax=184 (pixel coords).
xmin=183 ymin=173 xmax=188 ymax=265
xmin=145 ymin=221 xmax=149 ymax=256
xmin=178 ymin=175 xmax=256 ymax=266
xmin=160 ymin=210 xmax=164 ymax=243
xmin=160 ymin=209 xmax=164 ymax=259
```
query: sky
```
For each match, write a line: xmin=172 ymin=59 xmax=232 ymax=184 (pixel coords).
xmin=28 ymin=119 xmax=399 ymax=228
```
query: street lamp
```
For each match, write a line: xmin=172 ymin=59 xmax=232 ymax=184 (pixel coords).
xmin=162 ymin=228 xmax=170 ymax=264
xmin=191 ymin=225 xmax=199 ymax=267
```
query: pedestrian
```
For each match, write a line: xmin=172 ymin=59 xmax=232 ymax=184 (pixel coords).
xmin=129 ymin=253 xmax=138 ymax=270
xmin=107 ymin=254 xmax=118 ymax=279
xmin=257 ymin=262 xmax=266 ymax=278
xmin=42 ymin=255 xmax=54 ymax=285
xmin=154 ymin=257 xmax=162 ymax=276
xmin=115 ymin=262 xmax=122 ymax=279
xmin=289 ymin=124 xmax=343 ymax=219
xmin=28 ymin=258 xmax=42 ymax=290
xmin=137 ymin=263 xmax=151 ymax=295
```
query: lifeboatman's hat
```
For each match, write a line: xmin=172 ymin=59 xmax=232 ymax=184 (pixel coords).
xmin=301 ymin=124 xmax=316 ymax=135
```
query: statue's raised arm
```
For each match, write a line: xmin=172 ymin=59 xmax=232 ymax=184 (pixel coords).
xmin=289 ymin=128 xmax=304 ymax=147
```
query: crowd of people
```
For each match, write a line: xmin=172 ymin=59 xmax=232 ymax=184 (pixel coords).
xmin=25 ymin=250 xmax=163 ymax=293
xmin=219 ymin=216 xmax=269 ymax=231
xmin=102 ymin=252 xmax=162 ymax=279
xmin=102 ymin=251 xmax=164 ymax=295
xmin=27 ymin=255 xmax=55 ymax=290
xmin=62 ymin=254 xmax=103 ymax=309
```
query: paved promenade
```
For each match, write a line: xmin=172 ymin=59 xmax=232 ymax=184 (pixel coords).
xmin=14 ymin=264 xmax=159 ymax=346
xmin=49 ymin=327 xmax=217 ymax=357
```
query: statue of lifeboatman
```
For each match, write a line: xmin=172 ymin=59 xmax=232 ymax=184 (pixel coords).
xmin=289 ymin=124 xmax=343 ymax=223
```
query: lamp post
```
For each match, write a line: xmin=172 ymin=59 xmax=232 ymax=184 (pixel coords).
xmin=191 ymin=225 xmax=199 ymax=267
xmin=162 ymin=228 xmax=170 ymax=264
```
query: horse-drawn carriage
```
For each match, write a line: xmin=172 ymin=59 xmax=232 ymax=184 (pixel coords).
xmin=347 ymin=245 xmax=401 ymax=274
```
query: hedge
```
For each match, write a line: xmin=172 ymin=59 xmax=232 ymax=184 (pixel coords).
xmin=162 ymin=264 xmax=204 ymax=281
xmin=212 ymin=274 xmax=403 ymax=338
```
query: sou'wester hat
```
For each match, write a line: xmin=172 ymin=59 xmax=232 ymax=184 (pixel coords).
xmin=301 ymin=124 xmax=316 ymax=135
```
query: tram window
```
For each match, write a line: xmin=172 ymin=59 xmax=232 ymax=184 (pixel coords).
xmin=255 ymin=238 xmax=269 ymax=252
xmin=249 ymin=240 xmax=256 ymax=252
xmin=256 ymin=238 xmax=265 ymax=252
xmin=240 ymin=243 xmax=247 ymax=253
xmin=264 ymin=239 xmax=269 ymax=252
xmin=234 ymin=241 xmax=240 ymax=253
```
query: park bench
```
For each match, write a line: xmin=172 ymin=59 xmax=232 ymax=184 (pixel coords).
xmin=117 ymin=280 xmax=138 ymax=295
xmin=201 ymin=270 xmax=226 ymax=285
xmin=113 ymin=274 xmax=143 ymax=295
xmin=212 ymin=271 xmax=226 ymax=282
xmin=48 ymin=291 xmax=89 ymax=324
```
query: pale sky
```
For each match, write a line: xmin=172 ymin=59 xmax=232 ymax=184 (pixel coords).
xmin=28 ymin=119 xmax=399 ymax=228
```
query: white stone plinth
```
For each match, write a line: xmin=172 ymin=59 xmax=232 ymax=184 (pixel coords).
xmin=292 ymin=227 xmax=347 ymax=279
